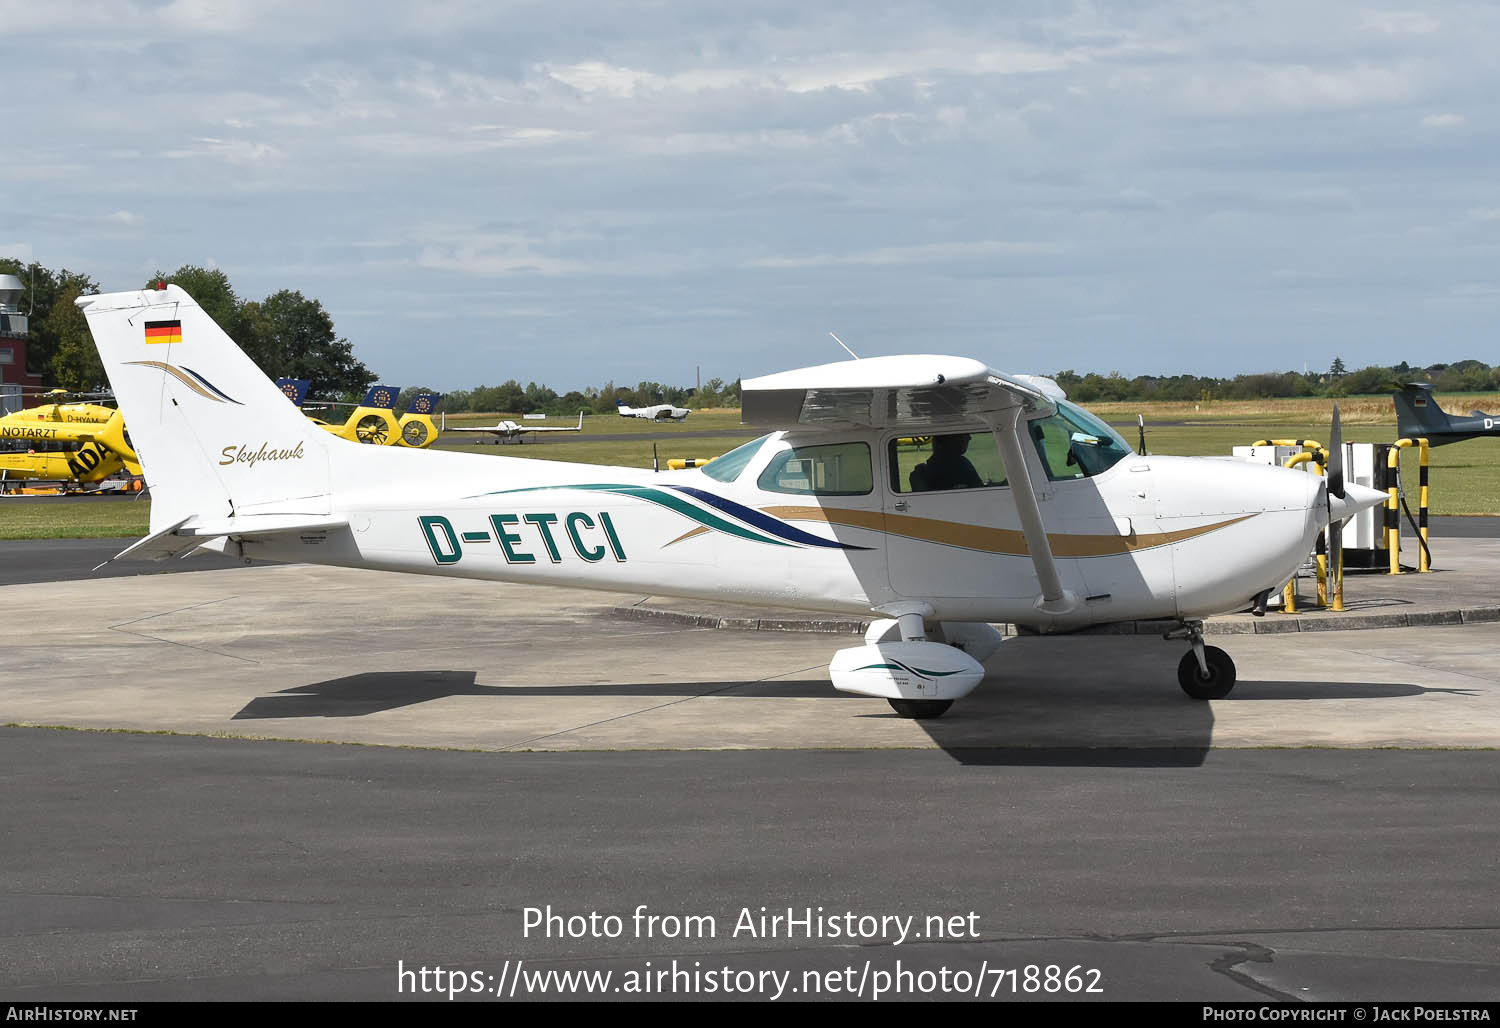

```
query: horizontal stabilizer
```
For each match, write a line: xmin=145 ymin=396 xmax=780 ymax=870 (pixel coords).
xmin=95 ymin=514 xmax=350 ymax=569
xmin=178 ymin=514 xmax=350 ymax=538
xmin=94 ymin=516 xmax=196 ymax=568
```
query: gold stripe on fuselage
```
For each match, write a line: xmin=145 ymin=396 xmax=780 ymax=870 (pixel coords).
xmin=758 ymin=506 xmax=1256 ymax=557
xmin=657 ymin=505 xmax=1254 ymax=555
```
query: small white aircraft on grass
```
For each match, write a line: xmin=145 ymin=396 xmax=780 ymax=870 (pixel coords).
xmin=617 ymin=399 xmax=690 ymax=422
xmin=80 ymin=286 xmax=1386 ymax=718
xmin=441 ymin=410 xmax=585 ymax=444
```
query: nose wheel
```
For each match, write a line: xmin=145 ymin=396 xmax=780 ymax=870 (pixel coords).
xmin=1176 ymin=646 xmax=1236 ymax=699
xmin=1166 ymin=622 xmax=1237 ymax=700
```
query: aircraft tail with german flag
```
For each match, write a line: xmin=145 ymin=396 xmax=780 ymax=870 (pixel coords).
xmin=76 ymin=285 xmax=337 ymax=539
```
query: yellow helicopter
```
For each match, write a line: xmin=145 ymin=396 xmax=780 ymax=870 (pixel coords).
xmin=6 ymin=388 xmax=115 ymax=425
xmin=395 ymin=391 xmax=442 ymax=448
xmin=1 ymin=406 xmax=137 ymax=464
xmin=278 ymin=380 xmax=440 ymax=448
xmin=0 ymin=441 xmax=131 ymax=490
xmin=0 ymin=390 xmax=143 ymax=490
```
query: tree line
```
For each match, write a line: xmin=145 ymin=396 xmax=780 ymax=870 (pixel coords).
xmin=1054 ymin=359 xmax=1500 ymax=404
xmin=6 ymin=258 xmax=1487 ymax=411
xmin=1 ymin=259 xmax=742 ymax=412
xmin=431 ymin=376 xmax=742 ymax=418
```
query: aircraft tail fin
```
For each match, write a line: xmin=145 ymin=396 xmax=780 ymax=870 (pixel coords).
xmin=362 ymin=385 xmax=402 ymax=410
xmin=405 ymin=391 xmax=440 ymax=415
xmin=77 ymin=285 xmax=335 ymax=534
xmin=275 ymin=377 xmax=312 ymax=407
xmin=1393 ymin=382 xmax=1454 ymax=440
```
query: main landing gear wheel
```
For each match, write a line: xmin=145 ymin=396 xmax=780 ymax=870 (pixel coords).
xmin=887 ymin=698 xmax=954 ymax=719
xmin=1177 ymin=646 xmax=1236 ymax=700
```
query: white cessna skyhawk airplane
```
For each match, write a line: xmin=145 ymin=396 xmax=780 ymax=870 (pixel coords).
xmin=79 ymin=286 xmax=1386 ymax=718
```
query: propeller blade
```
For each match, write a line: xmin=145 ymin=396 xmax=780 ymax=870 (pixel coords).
xmin=1327 ymin=401 xmax=1344 ymax=500
xmin=1328 ymin=403 xmax=1344 ymax=605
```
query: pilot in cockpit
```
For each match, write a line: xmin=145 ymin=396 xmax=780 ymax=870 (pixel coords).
xmin=911 ymin=432 xmax=982 ymax=491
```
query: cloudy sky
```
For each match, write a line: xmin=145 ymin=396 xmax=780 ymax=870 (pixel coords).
xmin=4 ymin=1 xmax=1497 ymax=392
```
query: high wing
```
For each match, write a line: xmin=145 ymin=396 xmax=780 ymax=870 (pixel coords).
xmin=740 ymin=354 xmax=1057 ymax=430
xmin=742 ymin=354 xmax=1076 ymax=614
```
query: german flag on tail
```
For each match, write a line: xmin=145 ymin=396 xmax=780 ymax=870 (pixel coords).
xmin=144 ymin=319 xmax=182 ymax=345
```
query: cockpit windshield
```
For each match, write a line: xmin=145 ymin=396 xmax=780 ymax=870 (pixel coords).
xmin=1060 ymin=401 xmax=1133 ymax=455
xmin=1027 ymin=401 xmax=1133 ymax=481
xmin=700 ymin=434 xmax=771 ymax=482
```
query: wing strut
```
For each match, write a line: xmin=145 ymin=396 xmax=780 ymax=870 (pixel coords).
xmin=988 ymin=407 xmax=1079 ymax=615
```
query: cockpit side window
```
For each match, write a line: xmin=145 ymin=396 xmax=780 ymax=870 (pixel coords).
xmin=889 ymin=431 xmax=1008 ymax=494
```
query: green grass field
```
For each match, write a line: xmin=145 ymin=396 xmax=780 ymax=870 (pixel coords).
xmin=4 ymin=397 xmax=1496 ymax=539
xmin=1148 ymin=423 xmax=1491 ymax=513
xmin=0 ymin=495 xmax=153 ymax=540
xmin=433 ymin=408 xmax=753 ymax=469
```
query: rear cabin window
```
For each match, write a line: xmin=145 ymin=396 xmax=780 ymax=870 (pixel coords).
xmin=889 ymin=431 xmax=1008 ymax=494
xmin=757 ymin=441 xmax=873 ymax=496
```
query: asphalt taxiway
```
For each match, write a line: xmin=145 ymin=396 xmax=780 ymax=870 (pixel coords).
xmin=1 ymin=537 xmax=1497 ymax=1001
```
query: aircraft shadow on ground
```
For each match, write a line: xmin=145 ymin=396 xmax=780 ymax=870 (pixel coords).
xmin=921 ymin=746 xmax=1216 ymax=768
xmin=904 ymin=676 xmax=1451 ymax=768
xmin=1221 ymin=680 xmax=1474 ymax=700
xmin=231 ymin=671 xmax=840 ymax=719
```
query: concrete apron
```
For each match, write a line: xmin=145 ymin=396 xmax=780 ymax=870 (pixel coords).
xmin=2 ymin=557 xmax=1497 ymax=753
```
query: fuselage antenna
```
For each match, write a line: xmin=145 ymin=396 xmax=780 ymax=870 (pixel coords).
xmin=829 ymin=332 xmax=860 ymax=360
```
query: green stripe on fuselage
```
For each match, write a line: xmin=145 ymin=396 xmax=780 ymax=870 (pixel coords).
xmin=480 ymin=483 xmax=793 ymax=548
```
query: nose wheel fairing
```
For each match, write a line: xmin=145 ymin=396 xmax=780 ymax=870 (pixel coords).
xmin=829 ymin=640 xmax=986 ymax=703
xmin=831 ymin=615 xmax=996 ymax=718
